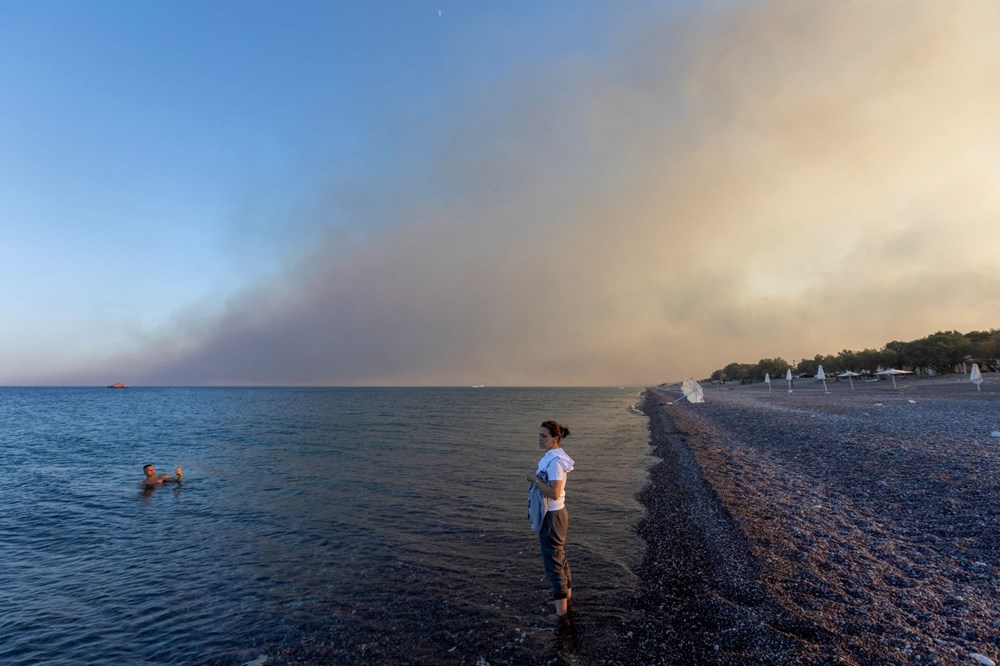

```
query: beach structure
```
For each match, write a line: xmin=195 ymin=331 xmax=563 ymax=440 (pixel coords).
xmin=670 ymin=376 xmax=705 ymax=404
xmin=816 ymin=365 xmax=829 ymax=393
xmin=970 ymin=363 xmax=983 ymax=391
xmin=837 ymin=370 xmax=860 ymax=389
xmin=876 ymin=368 xmax=913 ymax=389
xmin=764 ymin=372 xmax=772 ymax=391
xmin=785 ymin=368 xmax=793 ymax=393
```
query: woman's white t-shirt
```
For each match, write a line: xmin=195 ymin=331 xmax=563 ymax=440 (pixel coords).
xmin=536 ymin=448 xmax=575 ymax=511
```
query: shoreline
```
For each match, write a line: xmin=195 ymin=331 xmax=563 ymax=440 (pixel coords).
xmin=626 ymin=377 xmax=998 ymax=664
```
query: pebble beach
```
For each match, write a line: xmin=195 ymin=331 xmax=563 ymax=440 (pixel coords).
xmin=626 ymin=375 xmax=998 ymax=665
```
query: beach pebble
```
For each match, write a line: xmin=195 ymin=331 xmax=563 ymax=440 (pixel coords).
xmin=243 ymin=657 xmax=267 ymax=666
xmin=991 ymin=431 xmax=1000 ymax=438
xmin=908 ymin=400 xmax=917 ymax=404
xmin=969 ymin=653 xmax=996 ymax=666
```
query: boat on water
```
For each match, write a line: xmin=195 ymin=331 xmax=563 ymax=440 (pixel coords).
xmin=106 ymin=381 xmax=129 ymax=389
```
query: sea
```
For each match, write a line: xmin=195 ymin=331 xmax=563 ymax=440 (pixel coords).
xmin=0 ymin=387 xmax=652 ymax=665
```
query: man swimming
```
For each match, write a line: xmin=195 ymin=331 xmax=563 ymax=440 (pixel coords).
xmin=138 ymin=464 xmax=182 ymax=487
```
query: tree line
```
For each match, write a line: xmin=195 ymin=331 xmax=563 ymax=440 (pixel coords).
xmin=708 ymin=329 xmax=1000 ymax=384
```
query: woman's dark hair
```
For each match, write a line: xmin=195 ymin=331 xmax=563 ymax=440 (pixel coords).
xmin=541 ymin=420 xmax=570 ymax=442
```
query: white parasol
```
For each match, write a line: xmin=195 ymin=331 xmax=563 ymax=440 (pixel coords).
xmin=837 ymin=370 xmax=860 ymax=389
xmin=970 ymin=363 xmax=983 ymax=391
xmin=816 ymin=365 xmax=829 ymax=393
xmin=764 ymin=372 xmax=772 ymax=391
xmin=876 ymin=368 xmax=913 ymax=389
xmin=670 ymin=376 xmax=705 ymax=404
xmin=785 ymin=368 xmax=793 ymax=393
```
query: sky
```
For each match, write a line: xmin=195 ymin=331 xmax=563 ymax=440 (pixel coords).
xmin=3 ymin=0 xmax=1000 ymax=387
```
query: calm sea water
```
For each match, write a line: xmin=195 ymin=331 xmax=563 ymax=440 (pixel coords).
xmin=0 ymin=387 xmax=651 ymax=665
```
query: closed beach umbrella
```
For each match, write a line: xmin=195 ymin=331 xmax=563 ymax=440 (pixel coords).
xmin=816 ymin=365 xmax=829 ymax=393
xmin=970 ymin=363 xmax=983 ymax=391
xmin=785 ymin=368 xmax=793 ymax=393
xmin=764 ymin=372 xmax=772 ymax=391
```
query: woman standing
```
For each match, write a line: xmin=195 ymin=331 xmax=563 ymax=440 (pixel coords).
xmin=526 ymin=420 xmax=575 ymax=618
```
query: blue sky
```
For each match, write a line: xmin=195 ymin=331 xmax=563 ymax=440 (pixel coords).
xmin=3 ymin=1 xmax=999 ymax=385
xmin=2 ymin=0 xmax=640 ymax=378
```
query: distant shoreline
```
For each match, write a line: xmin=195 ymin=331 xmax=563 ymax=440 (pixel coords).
xmin=627 ymin=378 xmax=998 ymax=664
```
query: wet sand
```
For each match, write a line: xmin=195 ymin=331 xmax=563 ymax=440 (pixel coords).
xmin=625 ymin=376 xmax=998 ymax=665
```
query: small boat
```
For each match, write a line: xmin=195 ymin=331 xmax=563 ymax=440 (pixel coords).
xmin=107 ymin=381 xmax=129 ymax=389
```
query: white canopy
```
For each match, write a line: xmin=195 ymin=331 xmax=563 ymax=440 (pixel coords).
xmin=680 ymin=376 xmax=705 ymax=403
xmin=876 ymin=368 xmax=913 ymax=388
xmin=837 ymin=370 xmax=860 ymax=389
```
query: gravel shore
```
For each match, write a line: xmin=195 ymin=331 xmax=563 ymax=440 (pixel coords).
xmin=627 ymin=376 xmax=998 ymax=665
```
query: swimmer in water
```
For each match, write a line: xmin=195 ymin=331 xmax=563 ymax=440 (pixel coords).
xmin=137 ymin=464 xmax=182 ymax=488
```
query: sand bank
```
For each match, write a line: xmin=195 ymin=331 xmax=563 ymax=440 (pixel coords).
xmin=628 ymin=376 xmax=998 ymax=665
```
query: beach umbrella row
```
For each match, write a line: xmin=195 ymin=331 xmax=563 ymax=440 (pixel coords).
xmin=754 ymin=365 xmax=986 ymax=393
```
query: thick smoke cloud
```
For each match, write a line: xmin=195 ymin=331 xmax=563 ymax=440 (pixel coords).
xmin=116 ymin=0 xmax=1000 ymax=385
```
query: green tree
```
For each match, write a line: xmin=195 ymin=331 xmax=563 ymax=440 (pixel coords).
xmin=968 ymin=329 xmax=1000 ymax=371
xmin=835 ymin=349 xmax=860 ymax=372
xmin=794 ymin=355 xmax=826 ymax=376
xmin=853 ymin=348 xmax=882 ymax=373
xmin=755 ymin=357 xmax=791 ymax=381
xmin=720 ymin=362 xmax=756 ymax=383
xmin=703 ymin=328 xmax=992 ymax=384
xmin=902 ymin=331 xmax=972 ymax=373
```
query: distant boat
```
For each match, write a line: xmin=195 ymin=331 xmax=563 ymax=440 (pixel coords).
xmin=106 ymin=381 xmax=129 ymax=389
xmin=471 ymin=384 xmax=485 ymax=388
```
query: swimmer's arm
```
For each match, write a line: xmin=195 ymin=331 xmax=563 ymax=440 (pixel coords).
xmin=136 ymin=468 xmax=182 ymax=485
